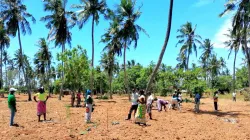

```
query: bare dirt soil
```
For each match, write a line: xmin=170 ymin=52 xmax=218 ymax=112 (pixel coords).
xmin=0 ymin=94 xmax=250 ymax=140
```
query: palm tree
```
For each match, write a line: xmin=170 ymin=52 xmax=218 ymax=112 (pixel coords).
xmin=100 ymin=52 xmax=116 ymax=99
xmin=208 ymin=54 xmax=221 ymax=88
xmin=220 ymin=0 xmax=250 ymax=87
xmin=200 ymin=39 xmax=214 ymax=81
xmin=116 ymin=0 xmax=148 ymax=93
xmin=13 ymin=49 xmax=23 ymax=93
xmin=145 ymin=0 xmax=173 ymax=94
xmin=34 ymin=38 xmax=52 ymax=86
xmin=0 ymin=20 xmax=10 ymax=88
xmin=1 ymin=0 xmax=35 ymax=100
xmin=176 ymin=50 xmax=187 ymax=70
xmin=72 ymin=0 xmax=107 ymax=94
xmin=3 ymin=50 xmax=10 ymax=87
xmin=41 ymin=0 xmax=75 ymax=100
xmin=224 ymin=29 xmax=241 ymax=92
xmin=176 ymin=22 xmax=202 ymax=70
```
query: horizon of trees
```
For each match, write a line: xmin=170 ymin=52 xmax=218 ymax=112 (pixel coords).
xmin=0 ymin=0 xmax=249 ymax=100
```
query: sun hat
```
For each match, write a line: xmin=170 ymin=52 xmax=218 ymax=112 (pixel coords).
xmin=9 ymin=88 xmax=17 ymax=92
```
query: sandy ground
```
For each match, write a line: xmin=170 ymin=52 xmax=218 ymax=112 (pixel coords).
xmin=0 ymin=94 xmax=250 ymax=140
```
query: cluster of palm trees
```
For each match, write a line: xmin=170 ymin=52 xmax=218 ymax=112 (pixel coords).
xmin=0 ymin=0 xmax=150 ymax=99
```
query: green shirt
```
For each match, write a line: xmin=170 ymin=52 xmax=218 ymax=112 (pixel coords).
xmin=8 ymin=94 xmax=16 ymax=109
xmin=34 ymin=93 xmax=48 ymax=101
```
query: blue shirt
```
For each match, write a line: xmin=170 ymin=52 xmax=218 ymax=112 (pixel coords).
xmin=195 ymin=93 xmax=201 ymax=103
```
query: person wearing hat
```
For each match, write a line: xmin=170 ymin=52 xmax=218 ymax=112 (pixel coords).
xmin=8 ymin=88 xmax=17 ymax=126
xmin=33 ymin=87 xmax=49 ymax=122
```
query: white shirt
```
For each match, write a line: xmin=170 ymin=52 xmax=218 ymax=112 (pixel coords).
xmin=147 ymin=95 xmax=154 ymax=105
xmin=232 ymin=92 xmax=236 ymax=97
xmin=131 ymin=93 xmax=139 ymax=105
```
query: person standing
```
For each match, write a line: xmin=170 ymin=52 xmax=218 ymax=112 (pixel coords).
xmin=232 ymin=92 xmax=236 ymax=102
xmin=213 ymin=91 xmax=219 ymax=111
xmin=34 ymin=87 xmax=49 ymax=122
xmin=125 ymin=89 xmax=139 ymax=120
xmin=135 ymin=90 xmax=147 ymax=125
xmin=76 ymin=91 xmax=81 ymax=107
xmin=146 ymin=92 xmax=154 ymax=120
xmin=194 ymin=92 xmax=201 ymax=113
xmin=8 ymin=88 xmax=17 ymax=126
xmin=71 ymin=91 xmax=75 ymax=107
xmin=85 ymin=95 xmax=93 ymax=123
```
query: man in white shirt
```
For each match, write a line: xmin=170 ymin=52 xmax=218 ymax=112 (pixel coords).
xmin=125 ymin=89 xmax=139 ymax=120
xmin=147 ymin=93 xmax=154 ymax=120
xmin=232 ymin=92 xmax=236 ymax=102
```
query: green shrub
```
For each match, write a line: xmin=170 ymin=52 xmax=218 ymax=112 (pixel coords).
xmin=96 ymin=95 xmax=109 ymax=100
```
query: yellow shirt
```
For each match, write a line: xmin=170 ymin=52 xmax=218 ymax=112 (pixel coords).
xmin=35 ymin=93 xmax=48 ymax=101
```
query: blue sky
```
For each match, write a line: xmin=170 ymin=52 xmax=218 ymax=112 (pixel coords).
xmin=7 ymin=0 xmax=245 ymax=72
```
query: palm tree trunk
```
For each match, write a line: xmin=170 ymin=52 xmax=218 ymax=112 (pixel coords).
xmin=0 ymin=47 xmax=3 ymax=89
xmin=145 ymin=0 xmax=174 ymax=95
xmin=59 ymin=44 xmax=65 ymax=100
xmin=187 ymin=51 xmax=190 ymax=71
xmin=5 ymin=62 xmax=7 ymax=87
xmin=90 ymin=15 xmax=95 ymax=95
xmin=124 ymin=42 xmax=128 ymax=94
xmin=109 ymin=74 xmax=112 ymax=99
xmin=233 ymin=50 xmax=237 ymax=92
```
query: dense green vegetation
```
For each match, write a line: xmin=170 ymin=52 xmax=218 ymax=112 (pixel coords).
xmin=0 ymin=0 xmax=250 ymax=100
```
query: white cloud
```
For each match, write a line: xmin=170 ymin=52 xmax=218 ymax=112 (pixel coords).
xmin=213 ymin=18 xmax=232 ymax=48
xmin=193 ymin=0 xmax=214 ymax=7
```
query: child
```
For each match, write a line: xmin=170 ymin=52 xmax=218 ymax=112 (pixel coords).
xmin=8 ymin=88 xmax=17 ymax=126
xmin=125 ymin=89 xmax=139 ymax=120
xmin=146 ymin=92 xmax=154 ymax=120
xmin=85 ymin=95 xmax=93 ymax=123
xmin=194 ymin=92 xmax=201 ymax=113
xmin=71 ymin=91 xmax=75 ymax=107
xmin=135 ymin=90 xmax=146 ymax=125
xmin=157 ymin=99 xmax=168 ymax=112
xmin=214 ymin=91 xmax=219 ymax=111
xmin=34 ymin=87 xmax=49 ymax=122
xmin=76 ymin=91 xmax=81 ymax=107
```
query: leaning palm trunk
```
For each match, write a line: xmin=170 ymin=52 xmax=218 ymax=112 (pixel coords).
xmin=145 ymin=0 xmax=174 ymax=95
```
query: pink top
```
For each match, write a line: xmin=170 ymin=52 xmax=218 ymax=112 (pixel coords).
xmin=77 ymin=93 xmax=81 ymax=99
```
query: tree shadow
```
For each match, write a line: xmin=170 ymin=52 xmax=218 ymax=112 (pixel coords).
xmin=187 ymin=109 xmax=248 ymax=118
xmin=98 ymin=100 xmax=117 ymax=103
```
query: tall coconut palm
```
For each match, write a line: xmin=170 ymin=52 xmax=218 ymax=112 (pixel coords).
xmin=0 ymin=20 xmax=10 ymax=88
xmin=200 ymin=39 xmax=214 ymax=81
xmin=145 ymin=0 xmax=173 ymax=94
xmin=13 ymin=49 xmax=23 ymax=92
xmin=224 ymin=29 xmax=241 ymax=92
xmin=34 ymin=38 xmax=52 ymax=86
xmin=71 ymin=0 xmax=107 ymax=93
xmin=220 ymin=0 xmax=250 ymax=87
xmin=100 ymin=52 xmax=116 ymax=99
xmin=116 ymin=0 xmax=148 ymax=93
xmin=41 ymin=0 xmax=75 ymax=100
xmin=176 ymin=22 xmax=202 ymax=70
xmin=3 ymin=50 xmax=10 ymax=87
xmin=1 ymin=0 xmax=35 ymax=100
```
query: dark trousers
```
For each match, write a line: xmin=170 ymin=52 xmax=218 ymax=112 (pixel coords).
xmin=127 ymin=104 xmax=138 ymax=119
xmin=214 ymin=102 xmax=218 ymax=111
xmin=233 ymin=97 xmax=236 ymax=102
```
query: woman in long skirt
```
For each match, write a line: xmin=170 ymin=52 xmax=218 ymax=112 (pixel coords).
xmin=135 ymin=90 xmax=146 ymax=125
xmin=85 ymin=95 xmax=93 ymax=123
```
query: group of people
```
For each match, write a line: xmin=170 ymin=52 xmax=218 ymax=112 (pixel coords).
xmin=7 ymin=87 xmax=49 ymax=126
xmin=7 ymin=87 xmax=94 ymax=126
xmin=125 ymin=89 xmax=177 ymax=126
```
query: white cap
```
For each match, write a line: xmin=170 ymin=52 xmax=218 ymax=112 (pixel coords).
xmin=9 ymin=88 xmax=17 ymax=92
